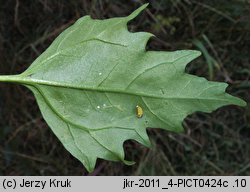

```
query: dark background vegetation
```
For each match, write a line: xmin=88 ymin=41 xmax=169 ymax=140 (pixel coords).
xmin=0 ymin=0 xmax=249 ymax=175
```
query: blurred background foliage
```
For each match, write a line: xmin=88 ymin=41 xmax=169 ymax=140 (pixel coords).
xmin=0 ymin=0 xmax=249 ymax=175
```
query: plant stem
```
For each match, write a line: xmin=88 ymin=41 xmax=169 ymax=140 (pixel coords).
xmin=0 ymin=75 xmax=23 ymax=84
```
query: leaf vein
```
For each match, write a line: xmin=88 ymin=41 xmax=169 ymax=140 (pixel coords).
xmin=32 ymin=85 xmax=91 ymax=168
xmin=141 ymin=97 xmax=175 ymax=128
xmin=125 ymin=53 xmax=193 ymax=90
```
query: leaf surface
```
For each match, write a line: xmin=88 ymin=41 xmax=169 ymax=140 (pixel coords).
xmin=0 ymin=4 xmax=246 ymax=172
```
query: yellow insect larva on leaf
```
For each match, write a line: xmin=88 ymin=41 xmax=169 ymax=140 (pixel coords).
xmin=136 ymin=105 xmax=143 ymax=118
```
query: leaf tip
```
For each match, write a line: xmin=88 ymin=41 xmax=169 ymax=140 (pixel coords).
xmin=223 ymin=84 xmax=247 ymax=107
xmin=123 ymin=160 xmax=136 ymax=166
xmin=126 ymin=3 xmax=149 ymax=22
xmin=191 ymin=50 xmax=202 ymax=58
xmin=239 ymin=99 xmax=247 ymax=107
xmin=175 ymin=125 xmax=185 ymax=133
xmin=85 ymin=164 xmax=95 ymax=173
xmin=231 ymin=96 xmax=247 ymax=107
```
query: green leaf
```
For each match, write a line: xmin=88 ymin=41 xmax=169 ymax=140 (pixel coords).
xmin=0 ymin=4 xmax=246 ymax=172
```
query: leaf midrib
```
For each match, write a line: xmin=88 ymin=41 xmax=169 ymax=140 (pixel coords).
xmin=0 ymin=74 xmax=230 ymax=102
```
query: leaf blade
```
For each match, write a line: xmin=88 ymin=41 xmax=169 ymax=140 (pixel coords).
xmin=1 ymin=4 xmax=245 ymax=172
